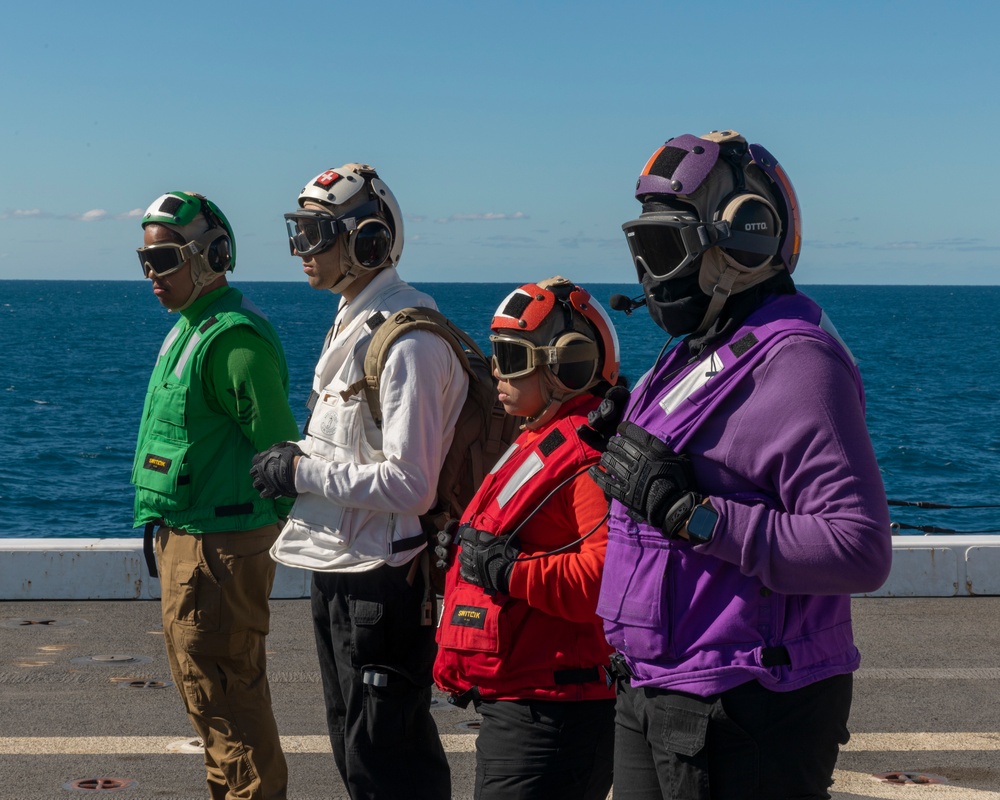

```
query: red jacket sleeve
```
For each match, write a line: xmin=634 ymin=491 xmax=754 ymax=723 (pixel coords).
xmin=506 ymin=471 xmax=609 ymax=624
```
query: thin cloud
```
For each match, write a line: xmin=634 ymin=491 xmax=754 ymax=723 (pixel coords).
xmin=435 ymin=211 xmax=528 ymax=224
xmin=1 ymin=207 xmax=145 ymax=222
xmin=75 ymin=209 xmax=108 ymax=222
xmin=558 ymin=235 xmax=621 ymax=250
xmin=812 ymin=237 xmax=999 ymax=253
xmin=875 ymin=237 xmax=1000 ymax=253
xmin=0 ymin=208 xmax=50 ymax=220
xmin=474 ymin=235 xmax=537 ymax=249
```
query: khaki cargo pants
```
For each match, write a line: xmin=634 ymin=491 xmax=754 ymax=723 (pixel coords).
xmin=156 ymin=524 xmax=288 ymax=800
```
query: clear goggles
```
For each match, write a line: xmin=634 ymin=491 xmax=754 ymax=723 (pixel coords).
xmin=622 ymin=215 xmax=732 ymax=282
xmin=283 ymin=200 xmax=379 ymax=258
xmin=489 ymin=334 xmax=597 ymax=380
xmin=136 ymin=241 xmax=200 ymax=278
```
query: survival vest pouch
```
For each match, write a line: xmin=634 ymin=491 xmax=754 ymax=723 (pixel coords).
xmin=342 ymin=307 xmax=522 ymax=592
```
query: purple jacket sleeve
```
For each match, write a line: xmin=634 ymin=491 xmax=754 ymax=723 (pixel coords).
xmin=696 ymin=336 xmax=892 ymax=595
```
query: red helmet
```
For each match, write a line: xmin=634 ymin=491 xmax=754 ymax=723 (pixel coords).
xmin=490 ymin=276 xmax=620 ymax=391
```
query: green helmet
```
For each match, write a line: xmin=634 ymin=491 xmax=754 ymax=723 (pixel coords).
xmin=141 ymin=191 xmax=237 ymax=272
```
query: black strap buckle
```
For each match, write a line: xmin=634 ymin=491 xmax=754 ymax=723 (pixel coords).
xmin=603 ymin=652 xmax=634 ymax=687
xmin=448 ymin=686 xmax=481 ymax=710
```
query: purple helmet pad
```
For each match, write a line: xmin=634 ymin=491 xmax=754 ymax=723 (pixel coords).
xmin=635 ymin=134 xmax=720 ymax=199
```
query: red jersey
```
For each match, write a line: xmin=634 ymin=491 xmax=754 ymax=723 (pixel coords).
xmin=434 ymin=394 xmax=614 ymax=702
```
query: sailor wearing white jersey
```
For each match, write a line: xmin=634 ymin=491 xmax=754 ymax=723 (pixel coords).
xmin=251 ymin=164 xmax=465 ymax=799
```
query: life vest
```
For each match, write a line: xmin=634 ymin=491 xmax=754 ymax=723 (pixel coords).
xmin=598 ymin=292 xmax=864 ymax=691
xmin=132 ymin=288 xmax=289 ymax=533
xmin=434 ymin=395 xmax=615 ymax=702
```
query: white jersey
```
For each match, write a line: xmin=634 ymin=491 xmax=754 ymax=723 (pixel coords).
xmin=271 ymin=268 xmax=468 ymax=572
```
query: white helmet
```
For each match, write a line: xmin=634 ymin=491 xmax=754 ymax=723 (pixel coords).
xmin=290 ymin=163 xmax=404 ymax=270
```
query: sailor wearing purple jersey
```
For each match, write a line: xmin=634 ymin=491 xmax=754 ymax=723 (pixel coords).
xmin=590 ymin=130 xmax=892 ymax=800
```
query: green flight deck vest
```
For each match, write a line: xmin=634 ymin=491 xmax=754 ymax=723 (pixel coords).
xmin=132 ymin=288 xmax=289 ymax=533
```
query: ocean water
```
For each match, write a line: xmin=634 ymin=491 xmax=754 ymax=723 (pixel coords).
xmin=2 ymin=280 xmax=999 ymax=539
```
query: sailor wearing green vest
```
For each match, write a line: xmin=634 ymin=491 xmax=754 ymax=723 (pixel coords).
xmin=132 ymin=191 xmax=300 ymax=800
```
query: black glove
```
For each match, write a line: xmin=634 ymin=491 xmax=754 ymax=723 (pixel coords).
xmin=589 ymin=421 xmax=699 ymax=536
xmin=433 ymin=518 xmax=460 ymax=572
xmin=458 ymin=526 xmax=518 ymax=596
xmin=577 ymin=384 xmax=630 ymax=452
xmin=250 ymin=442 xmax=303 ymax=498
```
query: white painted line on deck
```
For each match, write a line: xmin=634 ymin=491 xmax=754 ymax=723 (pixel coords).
xmin=2 ymin=731 xmax=998 ymax=756
xmin=832 ymin=769 xmax=1000 ymax=799
xmin=0 ymin=733 xmax=478 ymax=755
xmin=841 ymin=732 xmax=1000 ymax=751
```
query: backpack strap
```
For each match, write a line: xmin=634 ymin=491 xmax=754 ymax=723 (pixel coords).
xmin=340 ymin=306 xmax=484 ymax=428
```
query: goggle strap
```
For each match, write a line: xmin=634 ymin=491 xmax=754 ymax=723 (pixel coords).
xmin=536 ymin=340 xmax=598 ymax=366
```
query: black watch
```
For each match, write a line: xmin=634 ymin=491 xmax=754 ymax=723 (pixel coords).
xmin=685 ymin=501 xmax=718 ymax=544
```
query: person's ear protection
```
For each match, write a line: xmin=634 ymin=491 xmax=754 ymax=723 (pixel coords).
xmin=183 ymin=194 xmax=234 ymax=274
xmin=349 ymin=217 xmax=393 ymax=270
xmin=201 ymin=229 xmax=233 ymax=273
xmin=547 ymin=331 xmax=599 ymax=391
xmin=714 ymin=190 xmax=781 ymax=270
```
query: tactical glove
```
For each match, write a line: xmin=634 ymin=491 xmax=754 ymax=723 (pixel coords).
xmin=250 ymin=442 xmax=303 ymax=499
xmin=577 ymin=384 xmax=630 ymax=453
xmin=433 ymin=518 xmax=460 ymax=572
xmin=458 ymin=526 xmax=518 ymax=596
xmin=590 ymin=421 xmax=699 ymax=536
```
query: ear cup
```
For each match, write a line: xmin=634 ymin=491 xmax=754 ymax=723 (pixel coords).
xmin=717 ymin=193 xmax=780 ymax=269
xmin=548 ymin=331 xmax=599 ymax=392
xmin=204 ymin=231 xmax=232 ymax=273
xmin=351 ymin=219 xmax=392 ymax=269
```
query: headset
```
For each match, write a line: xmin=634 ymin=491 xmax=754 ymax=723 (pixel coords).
xmin=628 ymin=132 xmax=800 ymax=280
xmin=192 ymin=194 xmax=233 ymax=274
xmin=348 ymin=213 xmax=393 ymax=270
xmin=712 ymin=140 xmax=782 ymax=270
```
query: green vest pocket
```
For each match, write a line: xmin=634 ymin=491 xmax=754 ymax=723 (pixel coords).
xmin=132 ymin=437 xmax=190 ymax=499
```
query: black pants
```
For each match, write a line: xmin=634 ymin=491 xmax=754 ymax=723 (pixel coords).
xmin=472 ymin=697 xmax=615 ymax=800
xmin=311 ymin=561 xmax=450 ymax=800
xmin=612 ymin=674 xmax=852 ymax=800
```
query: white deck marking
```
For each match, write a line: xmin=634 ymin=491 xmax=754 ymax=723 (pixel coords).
xmin=0 ymin=733 xmax=478 ymax=754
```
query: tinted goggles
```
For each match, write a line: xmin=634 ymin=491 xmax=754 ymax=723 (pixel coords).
xmin=490 ymin=335 xmax=597 ymax=380
xmin=136 ymin=241 xmax=200 ymax=278
xmin=622 ymin=215 xmax=731 ymax=282
xmin=284 ymin=201 xmax=379 ymax=258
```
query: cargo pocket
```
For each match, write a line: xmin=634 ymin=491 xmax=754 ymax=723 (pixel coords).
xmin=163 ymin=556 xmax=221 ymax=635
xmin=436 ymin=581 xmax=501 ymax=654
xmin=657 ymin=693 xmax=711 ymax=757
xmin=597 ymin=530 xmax=674 ymax=661
xmin=360 ymin=663 xmax=426 ymax=748
xmin=131 ymin=436 xmax=191 ymax=511
xmin=350 ymin=598 xmax=386 ymax=667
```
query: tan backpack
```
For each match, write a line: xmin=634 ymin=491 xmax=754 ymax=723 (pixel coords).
xmin=341 ymin=307 xmax=522 ymax=589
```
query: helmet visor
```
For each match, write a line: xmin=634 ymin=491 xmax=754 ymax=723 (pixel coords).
xmin=622 ymin=215 xmax=730 ymax=282
xmin=490 ymin=335 xmax=597 ymax=381
xmin=136 ymin=241 xmax=198 ymax=278
xmin=490 ymin=336 xmax=538 ymax=380
xmin=285 ymin=200 xmax=383 ymax=258
xmin=284 ymin=210 xmax=344 ymax=257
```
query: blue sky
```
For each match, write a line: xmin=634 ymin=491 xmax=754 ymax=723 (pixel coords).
xmin=1 ymin=1 xmax=997 ymax=285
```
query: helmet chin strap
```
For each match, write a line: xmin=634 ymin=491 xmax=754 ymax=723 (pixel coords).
xmin=328 ymin=267 xmax=358 ymax=295
xmin=170 ymin=253 xmax=217 ymax=312
xmin=326 ymin=241 xmax=377 ymax=295
xmin=694 ymin=265 xmax=738 ymax=334
xmin=521 ymin=368 xmax=585 ymax=431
